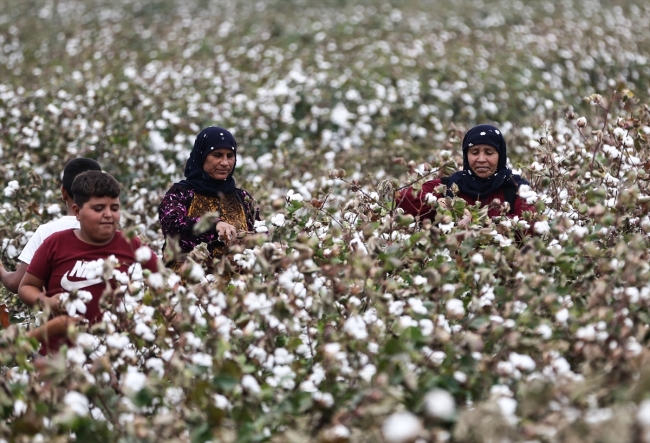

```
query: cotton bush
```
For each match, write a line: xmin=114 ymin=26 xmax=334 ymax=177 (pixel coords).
xmin=2 ymin=0 xmax=650 ymax=442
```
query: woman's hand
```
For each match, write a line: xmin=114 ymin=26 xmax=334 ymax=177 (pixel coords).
xmin=216 ymin=221 xmax=237 ymax=243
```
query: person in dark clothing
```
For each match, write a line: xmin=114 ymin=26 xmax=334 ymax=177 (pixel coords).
xmin=397 ymin=124 xmax=535 ymax=220
xmin=158 ymin=126 xmax=259 ymax=271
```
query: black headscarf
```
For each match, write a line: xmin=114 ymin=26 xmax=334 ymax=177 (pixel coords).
xmin=175 ymin=126 xmax=237 ymax=197
xmin=446 ymin=124 xmax=528 ymax=199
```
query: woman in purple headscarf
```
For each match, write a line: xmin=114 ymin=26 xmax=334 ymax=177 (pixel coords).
xmin=397 ymin=124 xmax=534 ymax=220
xmin=159 ymin=126 xmax=259 ymax=270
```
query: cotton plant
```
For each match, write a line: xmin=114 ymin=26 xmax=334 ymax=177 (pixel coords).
xmin=3 ymin=1 xmax=650 ymax=442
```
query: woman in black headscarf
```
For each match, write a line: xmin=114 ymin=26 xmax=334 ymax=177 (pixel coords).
xmin=397 ymin=124 xmax=534 ymax=220
xmin=159 ymin=126 xmax=259 ymax=270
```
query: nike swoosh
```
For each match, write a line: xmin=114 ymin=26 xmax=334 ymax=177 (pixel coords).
xmin=60 ymin=271 xmax=103 ymax=292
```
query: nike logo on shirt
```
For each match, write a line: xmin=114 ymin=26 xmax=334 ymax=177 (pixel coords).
xmin=60 ymin=271 xmax=103 ymax=292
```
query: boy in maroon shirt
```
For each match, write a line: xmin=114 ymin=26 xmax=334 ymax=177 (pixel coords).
xmin=18 ymin=171 xmax=159 ymax=353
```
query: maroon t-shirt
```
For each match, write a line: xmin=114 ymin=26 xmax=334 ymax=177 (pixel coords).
xmin=27 ymin=229 xmax=159 ymax=352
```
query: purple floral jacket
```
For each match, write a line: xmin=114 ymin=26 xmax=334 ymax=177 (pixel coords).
xmin=159 ymin=184 xmax=259 ymax=254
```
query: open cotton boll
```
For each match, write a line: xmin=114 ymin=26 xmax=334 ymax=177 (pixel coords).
xmin=122 ymin=371 xmax=147 ymax=394
xmin=382 ymin=411 xmax=422 ymax=443
xmin=13 ymin=399 xmax=27 ymax=416
xmin=189 ymin=262 xmax=205 ymax=281
xmin=343 ymin=315 xmax=368 ymax=340
xmin=135 ymin=246 xmax=152 ymax=263
xmin=271 ymin=213 xmax=286 ymax=226
xmin=534 ymin=220 xmax=550 ymax=235
xmin=64 ymin=391 xmax=89 ymax=416
xmin=518 ymin=184 xmax=538 ymax=204
xmin=242 ymin=374 xmax=261 ymax=395
xmin=637 ymin=399 xmax=650 ymax=427
xmin=508 ymin=352 xmax=536 ymax=372
xmin=3 ymin=180 xmax=19 ymax=197
xmin=191 ymin=352 xmax=213 ymax=367
xmin=254 ymin=220 xmax=269 ymax=233
xmin=424 ymin=389 xmax=456 ymax=420
xmin=322 ymin=424 xmax=350 ymax=442
xmin=446 ymin=298 xmax=465 ymax=319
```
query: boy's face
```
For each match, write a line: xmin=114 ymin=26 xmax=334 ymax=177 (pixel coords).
xmin=73 ymin=196 xmax=120 ymax=245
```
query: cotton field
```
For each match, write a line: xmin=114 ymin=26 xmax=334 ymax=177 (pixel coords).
xmin=2 ymin=0 xmax=650 ymax=442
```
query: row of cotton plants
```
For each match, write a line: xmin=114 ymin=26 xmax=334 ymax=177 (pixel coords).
xmin=2 ymin=0 xmax=650 ymax=441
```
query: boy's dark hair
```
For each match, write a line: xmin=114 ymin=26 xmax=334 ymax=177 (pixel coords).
xmin=62 ymin=158 xmax=102 ymax=195
xmin=71 ymin=171 xmax=121 ymax=207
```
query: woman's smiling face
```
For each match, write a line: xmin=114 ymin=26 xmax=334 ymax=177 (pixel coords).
xmin=203 ymin=148 xmax=235 ymax=180
xmin=467 ymin=144 xmax=499 ymax=178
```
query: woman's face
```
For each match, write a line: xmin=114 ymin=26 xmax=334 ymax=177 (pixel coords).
xmin=467 ymin=144 xmax=499 ymax=178
xmin=203 ymin=148 xmax=235 ymax=180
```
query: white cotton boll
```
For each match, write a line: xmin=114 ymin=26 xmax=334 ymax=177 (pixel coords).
xmin=490 ymin=384 xmax=514 ymax=398
xmin=344 ymin=315 xmax=368 ymax=340
xmin=419 ymin=319 xmax=434 ymax=336
xmin=453 ymin=371 xmax=467 ymax=383
xmin=242 ymin=374 xmax=261 ymax=395
xmin=323 ymin=342 xmax=341 ymax=358
xmin=122 ymin=371 xmax=147 ymax=393
xmin=135 ymin=323 xmax=155 ymax=342
xmin=254 ymin=220 xmax=268 ymax=233
xmin=517 ymin=184 xmax=538 ymax=204
xmin=399 ymin=315 xmax=418 ymax=329
xmin=3 ymin=180 xmax=19 ymax=197
xmin=536 ymin=324 xmax=553 ymax=339
xmin=14 ymin=399 xmax=27 ymax=416
xmin=66 ymin=347 xmax=87 ymax=365
xmin=509 ymin=352 xmax=536 ymax=372
xmin=274 ymin=348 xmax=294 ymax=365
xmin=424 ymin=389 xmax=456 ymax=421
xmin=445 ymin=298 xmax=465 ymax=319
xmin=441 ymin=284 xmax=455 ymax=294
xmin=497 ymin=397 xmax=518 ymax=426
xmin=64 ymin=391 xmax=89 ymax=416
xmin=534 ymin=221 xmax=550 ymax=235
xmin=76 ymin=333 xmax=99 ymax=350
xmin=189 ymin=262 xmax=204 ymax=281
xmin=471 ymin=253 xmax=484 ymax=264
xmin=389 ymin=300 xmax=405 ymax=316
xmin=61 ymin=295 xmax=78 ymax=316
xmin=382 ymin=411 xmax=422 ymax=443
xmin=286 ymin=189 xmax=304 ymax=202
xmin=322 ymin=424 xmax=350 ymax=442
xmin=5 ymin=244 xmax=17 ymax=258
xmin=408 ymin=298 xmax=427 ymax=315
xmin=576 ymin=325 xmax=596 ymax=341
xmin=438 ymin=221 xmax=454 ymax=233
xmin=412 ymin=275 xmax=427 ymax=286
xmin=271 ymin=213 xmax=285 ymax=227
xmin=555 ymin=308 xmax=570 ymax=324
xmin=191 ymin=353 xmax=213 ymax=367
xmin=106 ymin=333 xmax=130 ymax=350
xmin=330 ymin=102 xmax=355 ymax=129
xmin=359 ymin=364 xmax=377 ymax=382
xmin=46 ymin=203 xmax=61 ymax=215
xmin=214 ymin=394 xmax=231 ymax=410
xmin=145 ymin=358 xmax=164 ymax=377
xmin=312 ymin=391 xmax=335 ymax=408
xmin=135 ymin=246 xmax=152 ymax=263
xmin=147 ymin=273 xmax=164 ymax=289
xmin=77 ymin=290 xmax=92 ymax=303
xmin=73 ymin=299 xmax=87 ymax=315
xmin=637 ymin=399 xmax=650 ymax=427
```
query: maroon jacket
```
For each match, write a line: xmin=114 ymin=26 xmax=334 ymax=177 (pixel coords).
xmin=397 ymin=178 xmax=535 ymax=220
